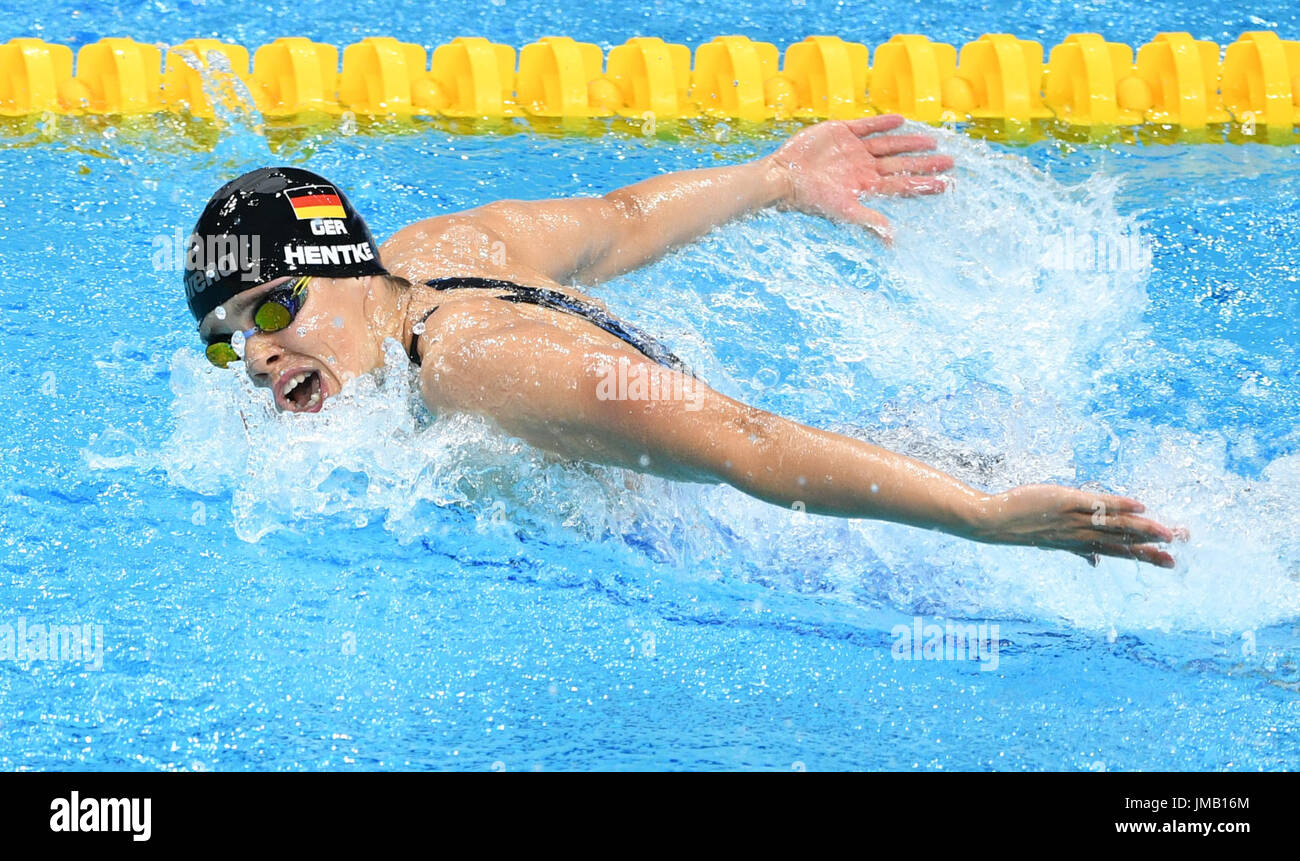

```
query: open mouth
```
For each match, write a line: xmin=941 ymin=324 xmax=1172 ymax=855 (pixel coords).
xmin=279 ymin=369 xmax=325 ymax=412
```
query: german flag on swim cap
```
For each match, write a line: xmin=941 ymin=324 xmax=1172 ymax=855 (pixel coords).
xmin=285 ymin=185 xmax=348 ymax=220
xmin=183 ymin=166 xmax=388 ymax=325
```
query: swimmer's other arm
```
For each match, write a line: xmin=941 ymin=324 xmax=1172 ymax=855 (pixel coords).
xmin=420 ymin=328 xmax=1184 ymax=569
xmin=383 ymin=115 xmax=952 ymax=284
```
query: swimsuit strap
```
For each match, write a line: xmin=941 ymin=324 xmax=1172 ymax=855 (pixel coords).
xmin=407 ymin=277 xmax=691 ymax=376
xmin=406 ymin=305 xmax=439 ymax=365
xmin=427 ymin=276 xmax=528 ymax=293
xmin=408 ymin=278 xmax=524 ymax=363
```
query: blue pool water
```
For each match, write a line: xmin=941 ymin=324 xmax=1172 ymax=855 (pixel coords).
xmin=1 ymin=1 xmax=1298 ymax=770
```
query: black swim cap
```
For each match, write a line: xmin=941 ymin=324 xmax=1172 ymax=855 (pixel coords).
xmin=183 ymin=166 xmax=388 ymax=324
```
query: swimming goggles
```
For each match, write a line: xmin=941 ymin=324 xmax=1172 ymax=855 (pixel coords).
xmin=204 ymin=276 xmax=311 ymax=368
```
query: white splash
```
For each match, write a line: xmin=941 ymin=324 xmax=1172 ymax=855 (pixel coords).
xmin=95 ymin=338 xmax=681 ymax=546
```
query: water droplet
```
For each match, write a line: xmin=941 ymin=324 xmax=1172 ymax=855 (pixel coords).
xmin=870 ymin=483 xmax=879 ymax=493
xmin=296 ymin=326 xmax=307 ymax=337
xmin=332 ymin=316 xmax=344 ymax=329
xmin=213 ymin=306 xmax=226 ymax=320
xmin=638 ymin=454 xmax=651 ymax=467
xmin=412 ymin=321 xmax=426 ymax=336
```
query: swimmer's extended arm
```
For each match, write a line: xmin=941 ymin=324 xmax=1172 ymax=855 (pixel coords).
xmin=381 ymin=115 xmax=952 ymax=285
xmin=418 ymin=320 xmax=1184 ymax=569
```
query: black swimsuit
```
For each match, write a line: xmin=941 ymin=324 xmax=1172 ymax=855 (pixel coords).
xmin=406 ymin=277 xmax=691 ymax=375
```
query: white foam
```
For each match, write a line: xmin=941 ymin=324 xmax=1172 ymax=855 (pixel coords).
xmin=93 ymin=339 xmax=686 ymax=546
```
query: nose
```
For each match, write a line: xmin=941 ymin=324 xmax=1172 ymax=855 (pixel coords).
xmin=241 ymin=333 xmax=283 ymax=386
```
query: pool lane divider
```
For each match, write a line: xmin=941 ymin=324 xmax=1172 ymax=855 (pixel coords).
xmin=1 ymin=32 xmax=1298 ymax=136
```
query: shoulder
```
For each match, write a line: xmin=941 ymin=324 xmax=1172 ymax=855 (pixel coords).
xmin=381 ymin=217 xmax=564 ymax=288
xmin=380 ymin=215 xmax=506 ymax=279
xmin=414 ymin=302 xmax=575 ymax=415
xmin=378 ymin=200 xmax=546 ymax=276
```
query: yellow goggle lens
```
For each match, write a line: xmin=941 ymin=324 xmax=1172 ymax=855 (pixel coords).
xmin=205 ymin=342 xmax=240 ymax=368
xmin=254 ymin=300 xmax=293 ymax=332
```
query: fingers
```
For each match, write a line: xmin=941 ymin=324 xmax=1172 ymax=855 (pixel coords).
xmin=1073 ymin=492 xmax=1146 ymax=515
xmin=866 ymin=133 xmax=939 ymax=157
xmin=877 ymin=175 xmax=950 ymax=197
xmin=1050 ymin=487 xmax=1187 ymax=569
xmin=1073 ymin=494 xmax=1191 ymax=544
xmin=876 ymin=154 xmax=955 ymax=176
xmin=1086 ymin=512 xmax=1177 ymax=545
xmin=1089 ymin=541 xmax=1176 ymax=569
xmin=844 ymin=114 xmax=905 ymax=136
xmin=843 ymin=204 xmax=893 ymax=243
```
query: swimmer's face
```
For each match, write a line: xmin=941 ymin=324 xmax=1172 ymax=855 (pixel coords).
xmin=198 ymin=275 xmax=393 ymax=413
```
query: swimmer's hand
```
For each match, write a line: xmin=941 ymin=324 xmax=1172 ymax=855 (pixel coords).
xmin=769 ymin=114 xmax=953 ymax=242
xmin=967 ymin=485 xmax=1189 ymax=569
